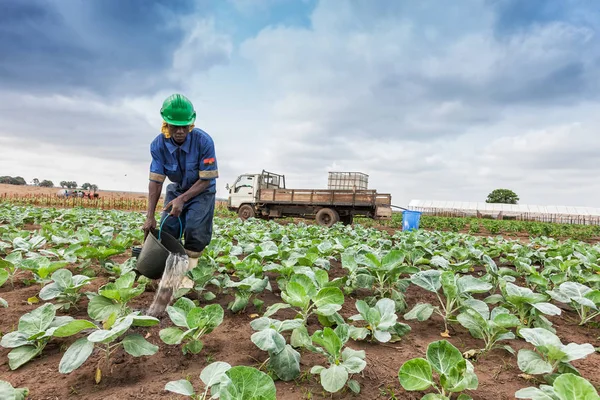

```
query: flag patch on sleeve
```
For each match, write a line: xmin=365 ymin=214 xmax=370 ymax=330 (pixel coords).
xmin=203 ymin=158 xmax=216 ymax=165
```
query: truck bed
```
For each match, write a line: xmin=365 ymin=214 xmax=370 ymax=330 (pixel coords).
xmin=258 ymin=188 xmax=391 ymax=207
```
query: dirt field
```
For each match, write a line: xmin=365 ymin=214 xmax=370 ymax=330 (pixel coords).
xmin=2 ymin=258 xmax=598 ymax=400
xmin=0 ymin=184 xmax=152 ymax=200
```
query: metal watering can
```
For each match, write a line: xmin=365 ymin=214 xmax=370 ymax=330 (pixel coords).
xmin=134 ymin=216 xmax=186 ymax=279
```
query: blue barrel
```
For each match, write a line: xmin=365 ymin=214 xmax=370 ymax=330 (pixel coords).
xmin=402 ymin=210 xmax=422 ymax=231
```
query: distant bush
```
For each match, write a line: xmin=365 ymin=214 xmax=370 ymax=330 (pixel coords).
xmin=59 ymin=181 xmax=78 ymax=189
xmin=486 ymin=188 xmax=519 ymax=204
xmin=39 ymin=180 xmax=54 ymax=188
xmin=82 ymin=183 xmax=99 ymax=191
xmin=0 ymin=176 xmax=27 ymax=185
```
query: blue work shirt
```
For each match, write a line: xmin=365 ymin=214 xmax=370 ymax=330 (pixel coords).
xmin=149 ymin=128 xmax=218 ymax=193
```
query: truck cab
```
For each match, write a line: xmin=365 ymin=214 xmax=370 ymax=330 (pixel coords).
xmin=227 ymin=173 xmax=258 ymax=209
xmin=227 ymin=171 xmax=286 ymax=217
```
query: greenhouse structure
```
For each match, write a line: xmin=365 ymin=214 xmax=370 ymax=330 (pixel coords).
xmin=407 ymin=199 xmax=600 ymax=225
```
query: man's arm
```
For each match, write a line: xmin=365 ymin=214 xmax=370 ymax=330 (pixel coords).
xmin=144 ymin=141 xmax=167 ymax=237
xmin=164 ymin=179 xmax=210 ymax=217
xmin=179 ymin=179 xmax=210 ymax=203
xmin=143 ymin=180 xmax=163 ymax=238
xmin=147 ymin=180 xmax=163 ymax=217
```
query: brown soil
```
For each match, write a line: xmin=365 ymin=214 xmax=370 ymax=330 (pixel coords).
xmin=0 ymin=183 xmax=153 ymax=200
xmin=1 ymin=236 xmax=599 ymax=399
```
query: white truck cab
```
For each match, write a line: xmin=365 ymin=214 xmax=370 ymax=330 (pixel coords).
xmin=227 ymin=171 xmax=285 ymax=212
xmin=227 ymin=173 xmax=258 ymax=209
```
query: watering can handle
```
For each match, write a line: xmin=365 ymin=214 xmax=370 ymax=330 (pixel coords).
xmin=158 ymin=215 xmax=183 ymax=240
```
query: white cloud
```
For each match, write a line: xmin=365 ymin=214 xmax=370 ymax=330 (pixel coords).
xmin=170 ymin=18 xmax=233 ymax=78
xmin=2 ymin=0 xmax=600 ymax=210
xmin=236 ymin=0 xmax=600 ymax=207
xmin=0 ymin=91 xmax=153 ymax=162
xmin=0 ymin=136 xmax=148 ymax=193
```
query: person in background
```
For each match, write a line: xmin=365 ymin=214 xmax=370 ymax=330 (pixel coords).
xmin=142 ymin=93 xmax=218 ymax=288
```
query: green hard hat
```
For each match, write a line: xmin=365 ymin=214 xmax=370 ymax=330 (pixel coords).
xmin=160 ymin=94 xmax=196 ymax=126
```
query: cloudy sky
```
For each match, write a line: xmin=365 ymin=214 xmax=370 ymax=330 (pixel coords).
xmin=1 ymin=0 xmax=599 ymax=207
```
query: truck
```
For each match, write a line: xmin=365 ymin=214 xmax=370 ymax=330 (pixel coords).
xmin=226 ymin=170 xmax=392 ymax=227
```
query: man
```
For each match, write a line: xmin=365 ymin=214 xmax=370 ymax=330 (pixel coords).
xmin=142 ymin=93 xmax=218 ymax=288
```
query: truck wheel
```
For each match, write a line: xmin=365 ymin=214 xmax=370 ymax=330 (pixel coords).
xmin=315 ymin=208 xmax=340 ymax=227
xmin=238 ymin=205 xmax=255 ymax=221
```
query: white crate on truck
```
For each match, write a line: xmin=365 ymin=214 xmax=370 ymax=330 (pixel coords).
xmin=327 ymin=172 xmax=369 ymax=190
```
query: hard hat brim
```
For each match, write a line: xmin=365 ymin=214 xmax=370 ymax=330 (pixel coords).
xmin=161 ymin=112 xmax=196 ymax=126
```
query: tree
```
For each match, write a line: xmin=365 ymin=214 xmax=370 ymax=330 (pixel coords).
xmin=39 ymin=180 xmax=54 ymax=188
xmin=11 ymin=176 xmax=26 ymax=185
xmin=60 ymin=181 xmax=77 ymax=188
xmin=81 ymin=183 xmax=91 ymax=190
xmin=486 ymin=189 xmax=519 ymax=204
xmin=32 ymin=178 xmax=40 ymax=186
xmin=90 ymin=184 xmax=99 ymax=192
xmin=62 ymin=181 xmax=78 ymax=189
xmin=0 ymin=176 xmax=26 ymax=185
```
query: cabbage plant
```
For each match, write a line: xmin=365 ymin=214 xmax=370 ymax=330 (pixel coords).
xmin=456 ymin=302 xmax=520 ymax=355
xmin=165 ymin=361 xmax=277 ymax=400
xmin=222 ymin=274 xmax=270 ymax=313
xmin=0 ymin=303 xmax=95 ymax=370
xmin=350 ymin=249 xmax=416 ymax=311
xmin=267 ymin=272 xmax=344 ymax=348
xmin=546 ymin=282 xmax=600 ymax=325
xmin=308 ymin=325 xmax=366 ymax=394
xmin=187 ymin=259 xmax=221 ymax=301
xmin=159 ymin=298 xmax=224 ymax=355
xmin=249 ymin=316 xmax=302 ymax=381
xmin=59 ymin=311 xmax=159 ymax=375
xmin=515 ymin=373 xmax=600 ymax=400
xmin=348 ymin=298 xmax=411 ymax=343
xmin=0 ymin=255 xmax=23 ymax=289
xmin=86 ymin=271 xmax=146 ymax=321
xmin=404 ymin=270 xmax=492 ymax=334
xmin=517 ymin=327 xmax=595 ymax=384
xmin=39 ymin=268 xmax=93 ymax=310
xmin=18 ymin=256 xmax=69 ymax=284
xmin=0 ymin=380 xmax=29 ymax=400
xmin=0 ymin=268 xmax=8 ymax=307
xmin=398 ymin=340 xmax=478 ymax=400
xmin=487 ymin=282 xmax=561 ymax=332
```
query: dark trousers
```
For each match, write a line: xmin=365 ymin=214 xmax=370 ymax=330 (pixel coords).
xmin=159 ymin=183 xmax=216 ymax=253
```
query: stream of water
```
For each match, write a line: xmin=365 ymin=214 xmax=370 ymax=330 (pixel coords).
xmin=146 ymin=253 xmax=189 ymax=317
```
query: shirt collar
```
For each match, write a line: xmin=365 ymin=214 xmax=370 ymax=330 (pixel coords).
xmin=165 ymin=134 xmax=192 ymax=154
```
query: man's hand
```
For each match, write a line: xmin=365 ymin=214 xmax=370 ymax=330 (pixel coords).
xmin=143 ymin=215 xmax=157 ymax=239
xmin=164 ymin=196 xmax=185 ymax=217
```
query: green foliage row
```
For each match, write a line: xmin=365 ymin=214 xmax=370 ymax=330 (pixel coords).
xmin=375 ymin=214 xmax=600 ymax=241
